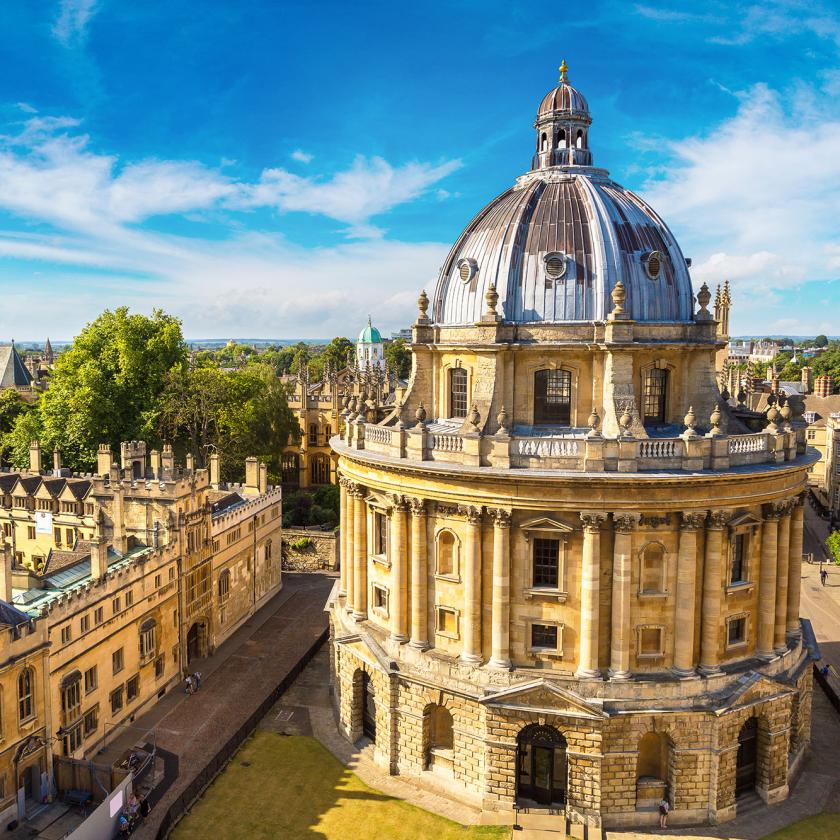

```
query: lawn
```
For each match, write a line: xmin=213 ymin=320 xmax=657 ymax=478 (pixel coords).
xmin=172 ymin=732 xmax=510 ymax=840
xmin=762 ymin=813 xmax=840 ymax=840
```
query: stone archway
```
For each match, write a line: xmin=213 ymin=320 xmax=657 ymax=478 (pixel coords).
xmin=516 ymin=723 xmax=567 ymax=807
xmin=423 ymin=704 xmax=454 ymax=776
xmin=186 ymin=620 xmax=208 ymax=663
xmin=736 ymin=717 xmax=759 ymax=796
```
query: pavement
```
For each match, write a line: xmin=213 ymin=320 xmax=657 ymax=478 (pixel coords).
xmin=111 ymin=572 xmax=335 ymax=840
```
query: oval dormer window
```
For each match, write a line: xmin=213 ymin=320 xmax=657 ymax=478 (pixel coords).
xmin=643 ymin=250 xmax=662 ymax=280
xmin=544 ymin=252 xmax=567 ymax=279
xmin=458 ymin=258 xmax=478 ymax=284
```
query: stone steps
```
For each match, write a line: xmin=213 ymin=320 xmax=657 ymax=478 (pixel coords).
xmin=735 ymin=791 xmax=764 ymax=819
xmin=513 ymin=811 xmax=603 ymax=840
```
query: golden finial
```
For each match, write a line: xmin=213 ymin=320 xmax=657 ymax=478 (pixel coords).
xmin=559 ymin=59 xmax=569 ymax=83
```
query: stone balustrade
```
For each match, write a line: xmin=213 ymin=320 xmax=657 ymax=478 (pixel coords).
xmin=346 ymin=419 xmax=805 ymax=474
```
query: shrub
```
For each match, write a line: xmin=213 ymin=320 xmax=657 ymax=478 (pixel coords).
xmin=288 ymin=536 xmax=313 ymax=551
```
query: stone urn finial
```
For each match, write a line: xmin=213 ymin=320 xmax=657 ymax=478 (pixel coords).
xmin=587 ymin=407 xmax=601 ymax=438
xmin=610 ymin=281 xmax=627 ymax=319
xmin=720 ymin=384 xmax=730 ymax=402
xmin=695 ymin=283 xmax=712 ymax=320
xmin=779 ymin=400 xmax=792 ymax=429
xmin=619 ymin=408 xmax=633 ymax=437
xmin=766 ymin=404 xmax=780 ymax=434
xmin=415 ymin=402 xmax=427 ymax=426
xmin=496 ymin=405 xmax=510 ymax=435
xmin=736 ymin=386 xmax=746 ymax=407
xmin=416 ymin=290 xmax=430 ymax=324
xmin=468 ymin=402 xmax=481 ymax=432
xmin=683 ymin=406 xmax=697 ymax=437
xmin=484 ymin=282 xmax=500 ymax=321
xmin=708 ymin=404 xmax=723 ymax=437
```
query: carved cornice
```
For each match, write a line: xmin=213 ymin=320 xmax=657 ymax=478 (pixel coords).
xmin=612 ymin=513 xmax=640 ymax=533
xmin=639 ymin=513 xmax=671 ymax=528
xmin=580 ymin=511 xmax=607 ymax=532
xmin=680 ymin=511 xmax=707 ymax=531
xmin=488 ymin=508 xmax=512 ymax=529
xmin=435 ymin=503 xmax=460 ymax=517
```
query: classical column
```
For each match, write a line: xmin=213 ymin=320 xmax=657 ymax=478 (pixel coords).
xmin=577 ymin=512 xmax=606 ymax=679
xmin=389 ymin=495 xmax=409 ymax=642
xmin=774 ymin=500 xmax=792 ymax=654
xmin=460 ymin=505 xmax=484 ymax=664
xmin=352 ymin=485 xmax=368 ymax=620
xmin=343 ymin=479 xmax=356 ymax=612
xmin=757 ymin=504 xmax=781 ymax=660
xmin=409 ymin=497 xmax=429 ymax=649
xmin=609 ymin=513 xmax=638 ymax=680
xmin=699 ymin=510 xmax=729 ymax=675
xmin=786 ymin=496 xmax=805 ymax=640
xmin=673 ymin=511 xmax=705 ymax=677
xmin=338 ymin=477 xmax=349 ymax=597
xmin=487 ymin=508 xmax=511 ymax=670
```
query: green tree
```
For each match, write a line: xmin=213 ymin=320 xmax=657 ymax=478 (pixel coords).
xmin=814 ymin=334 xmax=829 ymax=348
xmin=384 ymin=337 xmax=412 ymax=379
xmin=827 ymin=531 xmax=840 ymax=565
xmin=3 ymin=409 xmax=43 ymax=470
xmin=36 ymin=308 xmax=186 ymax=470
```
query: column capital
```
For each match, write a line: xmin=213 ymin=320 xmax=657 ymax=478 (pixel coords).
xmin=346 ymin=480 xmax=366 ymax=499
xmin=680 ymin=511 xmax=707 ymax=531
xmin=487 ymin=508 xmax=512 ymax=528
xmin=612 ymin=512 xmax=640 ymax=533
xmin=458 ymin=504 xmax=483 ymax=525
xmin=707 ymin=510 xmax=731 ymax=530
xmin=389 ymin=493 xmax=409 ymax=512
xmin=763 ymin=501 xmax=786 ymax=520
xmin=407 ymin=496 xmax=427 ymax=517
xmin=580 ymin=511 xmax=607 ymax=532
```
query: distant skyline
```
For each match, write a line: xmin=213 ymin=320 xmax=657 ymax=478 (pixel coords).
xmin=0 ymin=0 xmax=839 ymax=340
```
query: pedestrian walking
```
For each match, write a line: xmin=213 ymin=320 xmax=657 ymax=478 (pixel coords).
xmin=659 ymin=796 xmax=670 ymax=829
xmin=193 ymin=671 xmax=202 ymax=691
xmin=185 ymin=674 xmax=194 ymax=695
xmin=821 ymin=567 xmax=828 ymax=586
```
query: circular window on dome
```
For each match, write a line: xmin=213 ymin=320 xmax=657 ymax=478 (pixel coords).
xmin=457 ymin=258 xmax=478 ymax=284
xmin=544 ymin=252 xmax=567 ymax=279
xmin=643 ymin=250 xmax=662 ymax=280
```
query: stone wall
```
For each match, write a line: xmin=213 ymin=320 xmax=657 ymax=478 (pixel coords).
xmin=283 ymin=526 xmax=339 ymax=572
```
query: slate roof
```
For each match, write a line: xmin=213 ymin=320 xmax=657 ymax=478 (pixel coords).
xmin=0 ymin=344 xmax=33 ymax=388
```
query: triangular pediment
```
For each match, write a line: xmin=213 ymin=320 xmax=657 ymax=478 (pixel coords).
xmin=521 ymin=516 xmax=575 ymax=534
xmin=715 ymin=671 xmax=793 ymax=714
xmin=728 ymin=511 xmax=762 ymax=528
xmin=480 ymin=679 xmax=607 ymax=719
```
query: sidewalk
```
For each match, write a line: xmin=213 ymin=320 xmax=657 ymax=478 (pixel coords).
xmin=115 ymin=572 xmax=334 ymax=839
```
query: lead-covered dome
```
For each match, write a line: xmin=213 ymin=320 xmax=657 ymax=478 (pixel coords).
xmin=431 ymin=64 xmax=694 ymax=326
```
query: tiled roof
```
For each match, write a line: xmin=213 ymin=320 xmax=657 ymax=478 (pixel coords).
xmin=0 ymin=344 xmax=33 ymax=388
xmin=41 ymin=540 xmax=93 ymax=577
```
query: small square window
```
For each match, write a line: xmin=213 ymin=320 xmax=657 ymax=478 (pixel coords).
xmin=436 ymin=606 xmax=458 ymax=638
xmin=638 ymin=627 xmax=663 ymax=657
xmin=126 ymin=675 xmax=140 ymax=703
xmin=728 ymin=616 xmax=747 ymax=646
xmin=530 ymin=623 xmax=558 ymax=650
xmin=372 ymin=584 xmax=388 ymax=617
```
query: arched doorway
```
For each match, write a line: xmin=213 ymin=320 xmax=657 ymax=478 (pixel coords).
xmin=736 ymin=718 xmax=758 ymax=796
xmin=187 ymin=621 xmax=207 ymax=663
xmin=423 ymin=704 xmax=454 ymax=775
xmin=517 ymin=724 xmax=567 ymax=806
xmin=360 ymin=672 xmax=376 ymax=742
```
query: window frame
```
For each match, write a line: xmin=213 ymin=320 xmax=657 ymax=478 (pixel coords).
xmin=636 ymin=625 xmax=665 ymax=660
xmin=371 ymin=583 xmax=389 ymax=619
xmin=112 ymin=647 xmax=124 ymax=676
xmin=642 ymin=367 xmax=669 ymax=426
xmin=449 ymin=367 xmax=468 ymax=419
xmin=638 ymin=541 xmax=668 ymax=597
xmin=434 ymin=528 xmax=460 ymax=581
xmin=533 ymin=368 xmax=572 ymax=426
xmin=522 ymin=518 xmax=572 ymax=601
xmin=434 ymin=605 xmax=460 ymax=640
xmin=18 ymin=668 xmax=34 ymax=723
xmin=726 ymin=612 xmax=749 ymax=649
xmin=528 ymin=621 xmax=564 ymax=657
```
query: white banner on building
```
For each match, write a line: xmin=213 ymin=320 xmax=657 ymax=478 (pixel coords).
xmin=34 ymin=511 xmax=53 ymax=534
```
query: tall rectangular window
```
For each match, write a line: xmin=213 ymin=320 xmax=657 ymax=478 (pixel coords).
xmin=730 ymin=533 xmax=747 ymax=584
xmin=643 ymin=368 xmax=668 ymax=425
xmin=449 ymin=368 xmax=468 ymax=419
xmin=534 ymin=369 xmax=571 ymax=425
xmin=532 ymin=538 xmax=560 ymax=588
xmin=373 ymin=511 xmax=388 ymax=556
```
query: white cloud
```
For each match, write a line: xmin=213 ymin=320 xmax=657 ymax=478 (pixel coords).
xmin=0 ymin=114 xmax=459 ymax=338
xmin=641 ymin=82 xmax=840 ymax=298
xmin=52 ymin=0 xmax=100 ymax=47
xmin=291 ymin=149 xmax=313 ymax=164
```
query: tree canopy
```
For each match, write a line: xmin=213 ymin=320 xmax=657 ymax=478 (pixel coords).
xmin=384 ymin=337 xmax=412 ymax=380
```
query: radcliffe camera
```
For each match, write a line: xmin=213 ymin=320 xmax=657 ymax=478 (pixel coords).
xmin=0 ymin=4 xmax=838 ymax=840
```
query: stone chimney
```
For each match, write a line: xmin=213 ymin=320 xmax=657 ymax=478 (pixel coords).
xmin=161 ymin=444 xmax=174 ymax=479
xmin=111 ymin=486 xmax=127 ymax=553
xmin=97 ymin=444 xmax=113 ymax=477
xmin=29 ymin=441 xmax=41 ymax=474
xmin=209 ymin=452 xmax=220 ymax=489
xmin=89 ymin=535 xmax=109 ymax=580
xmin=258 ymin=462 xmax=267 ymax=495
xmin=244 ymin=457 xmax=259 ymax=495
xmin=0 ymin=542 xmax=13 ymax=602
xmin=815 ymin=375 xmax=834 ymax=398
xmin=801 ymin=366 xmax=813 ymax=395
xmin=52 ymin=447 xmax=62 ymax=476
xmin=150 ymin=449 xmax=162 ymax=480
xmin=185 ymin=453 xmax=194 ymax=472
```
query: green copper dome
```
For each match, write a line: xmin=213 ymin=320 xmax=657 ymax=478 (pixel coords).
xmin=358 ymin=318 xmax=382 ymax=344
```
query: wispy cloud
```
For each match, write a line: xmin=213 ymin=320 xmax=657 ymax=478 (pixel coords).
xmin=291 ymin=149 xmax=313 ymax=164
xmin=52 ymin=0 xmax=100 ymax=47
xmin=642 ymin=81 xmax=840 ymax=297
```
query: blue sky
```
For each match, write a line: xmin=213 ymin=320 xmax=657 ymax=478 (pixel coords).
xmin=0 ymin=0 xmax=838 ymax=340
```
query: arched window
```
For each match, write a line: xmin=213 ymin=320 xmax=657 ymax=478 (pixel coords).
xmin=437 ymin=531 xmax=456 ymax=577
xmin=218 ymin=570 xmax=231 ymax=602
xmin=308 ymin=423 xmax=318 ymax=445
xmin=558 ymin=129 xmax=566 ymax=147
xmin=640 ymin=543 xmax=665 ymax=594
xmin=311 ymin=454 xmax=329 ymax=485
xmin=139 ymin=619 xmax=157 ymax=660
xmin=18 ymin=668 xmax=33 ymax=722
xmin=534 ymin=369 xmax=571 ymax=425
xmin=576 ymin=129 xmax=583 ymax=149
xmin=449 ymin=368 xmax=468 ymax=419
xmin=429 ymin=705 xmax=453 ymax=750
xmin=541 ymin=132 xmax=548 ymax=151
xmin=643 ymin=368 xmax=668 ymax=425
xmin=281 ymin=453 xmax=300 ymax=485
